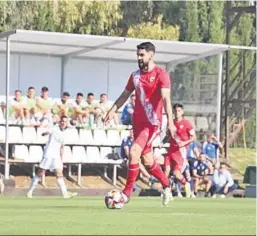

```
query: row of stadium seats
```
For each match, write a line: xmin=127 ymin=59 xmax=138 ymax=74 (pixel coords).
xmin=0 ymin=115 xmax=211 ymax=132
xmin=12 ymin=145 xmax=122 ymax=164
xmin=0 ymin=126 xmax=133 ymax=146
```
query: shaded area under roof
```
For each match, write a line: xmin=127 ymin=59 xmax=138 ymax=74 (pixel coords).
xmin=0 ymin=29 xmax=230 ymax=65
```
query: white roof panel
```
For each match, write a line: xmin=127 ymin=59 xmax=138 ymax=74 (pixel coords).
xmin=0 ymin=29 xmax=230 ymax=65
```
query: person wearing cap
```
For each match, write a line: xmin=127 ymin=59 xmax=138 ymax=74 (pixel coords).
xmin=35 ymin=86 xmax=54 ymax=127
xmin=52 ymin=92 xmax=72 ymax=122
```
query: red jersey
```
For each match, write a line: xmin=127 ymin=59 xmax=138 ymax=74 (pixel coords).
xmin=170 ymin=118 xmax=195 ymax=149
xmin=125 ymin=65 xmax=171 ymax=127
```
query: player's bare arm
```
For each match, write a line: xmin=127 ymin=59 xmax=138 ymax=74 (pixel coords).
xmin=178 ymin=134 xmax=196 ymax=148
xmin=161 ymin=88 xmax=175 ymax=137
xmin=36 ymin=98 xmax=44 ymax=110
xmin=212 ymin=135 xmax=223 ymax=149
xmin=192 ymin=169 xmax=203 ymax=179
xmin=74 ymin=107 xmax=86 ymax=115
xmin=124 ymin=146 xmax=130 ymax=159
xmin=193 ymin=146 xmax=200 ymax=158
xmin=104 ymin=90 xmax=132 ymax=123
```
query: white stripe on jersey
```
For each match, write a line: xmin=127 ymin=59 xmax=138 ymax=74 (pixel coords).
xmin=132 ymin=70 xmax=159 ymax=127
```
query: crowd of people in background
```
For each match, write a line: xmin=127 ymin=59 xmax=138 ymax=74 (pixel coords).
xmin=120 ymin=111 xmax=237 ymax=199
xmin=0 ymin=86 xmax=136 ymax=128
xmin=0 ymin=86 xmax=237 ymax=198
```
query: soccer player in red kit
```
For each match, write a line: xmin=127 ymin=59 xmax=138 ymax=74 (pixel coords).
xmin=104 ymin=42 xmax=175 ymax=206
xmin=164 ymin=103 xmax=196 ymax=197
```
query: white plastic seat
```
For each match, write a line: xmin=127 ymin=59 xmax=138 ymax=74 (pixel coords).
xmin=27 ymin=145 xmax=43 ymax=163
xmin=120 ymin=130 xmax=130 ymax=141
xmin=106 ymin=130 xmax=121 ymax=146
xmin=79 ymin=129 xmax=94 ymax=145
xmin=12 ymin=145 xmax=29 ymax=160
xmin=62 ymin=146 xmax=72 ymax=163
xmin=63 ymin=128 xmax=80 ymax=144
xmin=70 ymin=146 xmax=86 ymax=163
xmin=86 ymin=147 xmax=101 ymax=163
xmin=100 ymin=147 xmax=112 ymax=160
xmin=152 ymin=135 xmax=161 ymax=147
xmin=23 ymin=127 xmax=37 ymax=144
xmin=36 ymin=128 xmax=49 ymax=144
xmin=0 ymin=126 xmax=5 ymax=142
xmin=8 ymin=126 xmax=22 ymax=143
xmin=93 ymin=129 xmax=107 ymax=145
xmin=107 ymin=159 xmax=123 ymax=165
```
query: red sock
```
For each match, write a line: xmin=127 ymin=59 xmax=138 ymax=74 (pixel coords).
xmin=147 ymin=161 xmax=169 ymax=188
xmin=123 ymin=163 xmax=139 ymax=197
xmin=178 ymin=176 xmax=186 ymax=185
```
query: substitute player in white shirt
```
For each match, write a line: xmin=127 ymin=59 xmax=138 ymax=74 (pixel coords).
xmin=26 ymin=115 xmax=77 ymax=199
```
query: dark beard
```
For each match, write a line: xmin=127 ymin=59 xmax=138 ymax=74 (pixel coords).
xmin=138 ymin=61 xmax=148 ymax=70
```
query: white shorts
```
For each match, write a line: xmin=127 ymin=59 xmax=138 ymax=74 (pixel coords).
xmin=39 ymin=156 xmax=63 ymax=172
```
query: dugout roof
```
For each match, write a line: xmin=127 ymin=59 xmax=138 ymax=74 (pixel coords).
xmin=0 ymin=29 xmax=230 ymax=66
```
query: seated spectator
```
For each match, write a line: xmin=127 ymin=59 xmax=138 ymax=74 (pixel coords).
xmin=120 ymin=129 xmax=151 ymax=181
xmin=23 ymin=86 xmax=36 ymax=124
xmin=120 ymin=129 xmax=134 ymax=161
xmin=35 ymin=86 xmax=53 ymax=127
xmin=210 ymin=162 xmax=237 ymax=198
xmin=95 ymin=93 xmax=119 ymax=127
xmin=191 ymin=153 xmax=212 ymax=197
xmin=86 ymin=93 xmax=97 ymax=126
xmin=71 ymin=92 xmax=90 ymax=126
xmin=52 ymin=92 xmax=72 ymax=122
xmin=121 ymin=94 xmax=135 ymax=125
xmin=10 ymin=90 xmax=26 ymax=125
xmin=202 ymin=132 xmax=223 ymax=164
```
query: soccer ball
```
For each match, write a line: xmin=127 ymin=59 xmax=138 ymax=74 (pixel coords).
xmin=104 ymin=189 xmax=125 ymax=209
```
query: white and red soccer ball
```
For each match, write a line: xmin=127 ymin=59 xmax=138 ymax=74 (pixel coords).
xmin=105 ymin=189 xmax=125 ymax=209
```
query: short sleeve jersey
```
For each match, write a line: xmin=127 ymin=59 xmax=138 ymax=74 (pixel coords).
xmin=125 ymin=65 xmax=171 ymax=127
xmin=170 ymin=119 xmax=195 ymax=149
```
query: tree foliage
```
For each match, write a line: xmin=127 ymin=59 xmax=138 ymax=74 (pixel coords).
xmin=127 ymin=15 xmax=179 ymax=40
xmin=0 ymin=0 xmax=255 ymax=146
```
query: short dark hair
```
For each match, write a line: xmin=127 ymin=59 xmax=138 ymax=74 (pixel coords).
xmin=137 ymin=42 xmax=155 ymax=53
xmin=77 ymin=92 xmax=84 ymax=97
xmin=173 ymin=103 xmax=183 ymax=110
xmin=100 ymin=93 xmax=107 ymax=97
xmin=41 ymin=86 xmax=48 ymax=91
xmin=87 ymin=92 xmax=94 ymax=97
xmin=60 ymin=115 xmax=69 ymax=120
xmin=63 ymin=92 xmax=70 ymax=97
xmin=15 ymin=89 xmax=21 ymax=93
xmin=28 ymin=86 xmax=35 ymax=90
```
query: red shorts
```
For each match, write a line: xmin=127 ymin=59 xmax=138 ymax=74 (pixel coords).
xmin=164 ymin=147 xmax=187 ymax=173
xmin=133 ymin=125 xmax=160 ymax=155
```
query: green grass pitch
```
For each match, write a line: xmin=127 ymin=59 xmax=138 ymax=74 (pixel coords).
xmin=0 ymin=196 xmax=255 ymax=235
